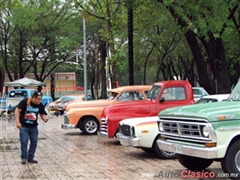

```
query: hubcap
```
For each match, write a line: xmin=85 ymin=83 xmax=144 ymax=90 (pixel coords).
xmin=235 ymin=150 xmax=240 ymax=171
xmin=85 ymin=120 xmax=98 ymax=134
xmin=161 ymin=150 xmax=175 ymax=156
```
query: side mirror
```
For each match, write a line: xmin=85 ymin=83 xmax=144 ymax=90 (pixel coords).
xmin=160 ymin=97 xmax=165 ymax=103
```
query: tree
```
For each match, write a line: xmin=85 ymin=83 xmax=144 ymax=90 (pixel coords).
xmin=1 ymin=1 xmax=83 ymax=82
xmin=157 ymin=0 xmax=240 ymax=94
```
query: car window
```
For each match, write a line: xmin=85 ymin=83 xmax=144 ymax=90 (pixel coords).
xmin=9 ymin=90 xmax=28 ymax=98
xmin=193 ymin=89 xmax=201 ymax=95
xmin=118 ymin=91 xmax=145 ymax=101
xmin=148 ymin=85 xmax=161 ymax=100
xmin=161 ymin=87 xmax=185 ymax=101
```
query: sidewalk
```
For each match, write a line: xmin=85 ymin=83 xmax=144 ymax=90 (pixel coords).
xmin=0 ymin=115 xmax=226 ymax=180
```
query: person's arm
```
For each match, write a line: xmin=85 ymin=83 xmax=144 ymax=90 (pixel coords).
xmin=15 ymin=108 xmax=22 ymax=129
xmin=40 ymin=114 xmax=48 ymax=123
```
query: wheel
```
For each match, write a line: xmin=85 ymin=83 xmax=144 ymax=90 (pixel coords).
xmin=221 ymin=140 xmax=240 ymax=177
xmin=177 ymin=154 xmax=213 ymax=170
xmin=141 ymin=147 xmax=154 ymax=153
xmin=153 ymin=140 xmax=177 ymax=159
xmin=81 ymin=117 xmax=99 ymax=135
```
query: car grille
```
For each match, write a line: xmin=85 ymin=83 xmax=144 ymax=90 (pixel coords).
xmin=159 ymin=116 xmax=213 ymax=142
xmin=162 ymin=121 xmax=200 ymax=137
xmin=100 ymin=118 xmax=108 ymax=133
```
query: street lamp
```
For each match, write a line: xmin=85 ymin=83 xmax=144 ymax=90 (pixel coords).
xmin=83 ymin=18 xmax=87 ymax=100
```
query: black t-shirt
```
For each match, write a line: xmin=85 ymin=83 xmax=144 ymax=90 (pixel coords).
xmin=17 ymin=98 xmax=46 ymax=128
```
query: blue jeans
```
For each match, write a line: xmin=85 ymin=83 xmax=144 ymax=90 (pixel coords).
xmin=19 ymin=126 xmax=39 ymax=160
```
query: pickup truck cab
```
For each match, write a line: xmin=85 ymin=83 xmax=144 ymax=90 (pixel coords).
xmin=62 ymin=85 xmax=152 ymax=135
xmin=99 ymin=80 xmax=195 ymax=138
xmin=156 ymin=81 xmax=240 ymax=176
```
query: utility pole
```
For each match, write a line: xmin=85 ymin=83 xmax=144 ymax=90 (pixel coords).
xmin=83 ymin=18 xmax=88 ymax=100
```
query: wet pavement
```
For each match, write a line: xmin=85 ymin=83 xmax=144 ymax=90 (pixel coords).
xmin=0 ymin=115 xmax=229 ymax=180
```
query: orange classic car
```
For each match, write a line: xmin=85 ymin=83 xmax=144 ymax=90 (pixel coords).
xmin=62 ymin=85 xmax=152 ymax=135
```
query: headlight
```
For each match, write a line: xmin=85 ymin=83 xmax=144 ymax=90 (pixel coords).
xmin=202 ymin=126 xmax=209 ymax=137
xmin=159 ymin=121 xmax=164 ymax=132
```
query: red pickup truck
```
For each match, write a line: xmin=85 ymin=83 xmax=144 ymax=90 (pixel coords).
xmin=99 ymin=80 xmax=195 ymax=138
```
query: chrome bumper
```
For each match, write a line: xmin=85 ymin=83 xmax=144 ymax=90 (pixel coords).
xmin=157 ymin=139 xmax=217 ymax=159
xmin=61 ymin=124 xmax=76 ymax=129
xmin=97 ymin=131 xmax=108 ymax=137
xmin=116 ymin=132 xmax=140 ymax=147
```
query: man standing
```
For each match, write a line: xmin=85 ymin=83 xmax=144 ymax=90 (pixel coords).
xmin=15 ymin=91 xmax=48 ymax=164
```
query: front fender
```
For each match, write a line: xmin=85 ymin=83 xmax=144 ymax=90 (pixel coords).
xmin=68 ymin=106 xmax=106 ymax=125
xmin=134 ymin=120 xmax=159 ymax=148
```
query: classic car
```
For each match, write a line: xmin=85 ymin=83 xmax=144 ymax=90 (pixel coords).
xmin=192 ymin=87 xmax=209 ymax=102
xmin=62 ymin=85 xmax=152 ymax=135
xmin=117 ymin=116 xmax=177 ymax=159
xmin=156 ymin=80 xmax=240 ymax=175
xmin=49 ymin=94 xmax=93 ymax=115
xmin=195 ymin=94 xmax=230 ymax=104
xmin=100 ymin=80 xmax=195 ymax=138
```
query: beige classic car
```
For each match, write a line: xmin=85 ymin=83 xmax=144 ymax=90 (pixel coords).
xmin=62 ymin=85 xmax=152 ymax=135
xmin=49 ymin=94 xmax=93 ymax=115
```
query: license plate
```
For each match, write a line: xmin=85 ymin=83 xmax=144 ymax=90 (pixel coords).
xmin=174 ymin=144 xmax=183 ymax=154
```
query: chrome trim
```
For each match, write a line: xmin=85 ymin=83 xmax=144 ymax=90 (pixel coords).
xmin=157 ymin=139 xmax=217 ymax=159
xmin=116 ymin=132 xmax=140 ymax=147
xmin=159 ymin=119 xmax=216 ymax=142
xmin=217 ymin=127 xmax=240 ymax=131
xmin=97 ymin=131 xmax=108 ymax=137
xmin=61 ymin=124 xmax=76 ymax=129
xmin=159 ymin=116 xmax=208 ymax=122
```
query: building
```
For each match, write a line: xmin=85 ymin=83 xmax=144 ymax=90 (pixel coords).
xmin=3 ymin=73 xmax=84 ymax=97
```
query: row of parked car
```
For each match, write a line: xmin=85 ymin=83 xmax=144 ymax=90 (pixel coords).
xmin=48 ymin=80 xmax=240 ymax=177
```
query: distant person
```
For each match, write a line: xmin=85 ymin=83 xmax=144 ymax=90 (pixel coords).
xmin=15 ymin=91 xmax=48 ymax=164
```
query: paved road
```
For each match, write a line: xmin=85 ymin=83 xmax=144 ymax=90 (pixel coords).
xmin=0 ymin=115 xmax=229 ymax=180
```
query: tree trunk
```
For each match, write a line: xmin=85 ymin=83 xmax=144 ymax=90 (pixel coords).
xmin=50 ymin=72 xmax=55 ymax=100
xmin=94 ymin=37 xmax=99 ymax=100
xmin=128 ymin=0 xmax=134 ymax=85
xmin=99 ymin=40 xmax=107 ymax=99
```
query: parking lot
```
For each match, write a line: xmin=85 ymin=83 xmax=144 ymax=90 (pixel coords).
xmin=0 ymin=115 xmax=229 ymax=180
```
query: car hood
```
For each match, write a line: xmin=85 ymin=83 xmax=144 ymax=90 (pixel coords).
xmin=120 ymin=116 xmax=159 ymax=127
xmin=67 ymin=99 xmax=112 ymax=109
xmin=158 ymin=101 xmax=240 ymax=122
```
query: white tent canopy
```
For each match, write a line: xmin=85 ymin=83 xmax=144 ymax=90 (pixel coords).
xmin=4 ymin=77 xmax=46 ymax=87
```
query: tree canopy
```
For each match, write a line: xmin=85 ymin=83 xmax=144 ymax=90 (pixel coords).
xmin=0 ymin=0 xmax=240 ymax=96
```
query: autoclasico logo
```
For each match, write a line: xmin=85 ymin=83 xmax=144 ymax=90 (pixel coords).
xmin=181 ymin=170 xmax=215 ymax=178
xmin=141 ymin=170 xmax=239 ymax=179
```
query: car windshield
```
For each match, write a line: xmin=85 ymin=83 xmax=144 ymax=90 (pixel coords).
xmin=108 ymin=92 xmax=119 ymax=100
xmin=59 ymin=96 xmax=78 ymax=101
xmin=148 ymin=85 xmax=161 ymax=100
xmin=228 ymin=82 xmax=240 ymax=101
xmin=195 ymin=98 xmax=218 ymax=104
xmin=193 ymin=89 xmax=201 ymax=95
